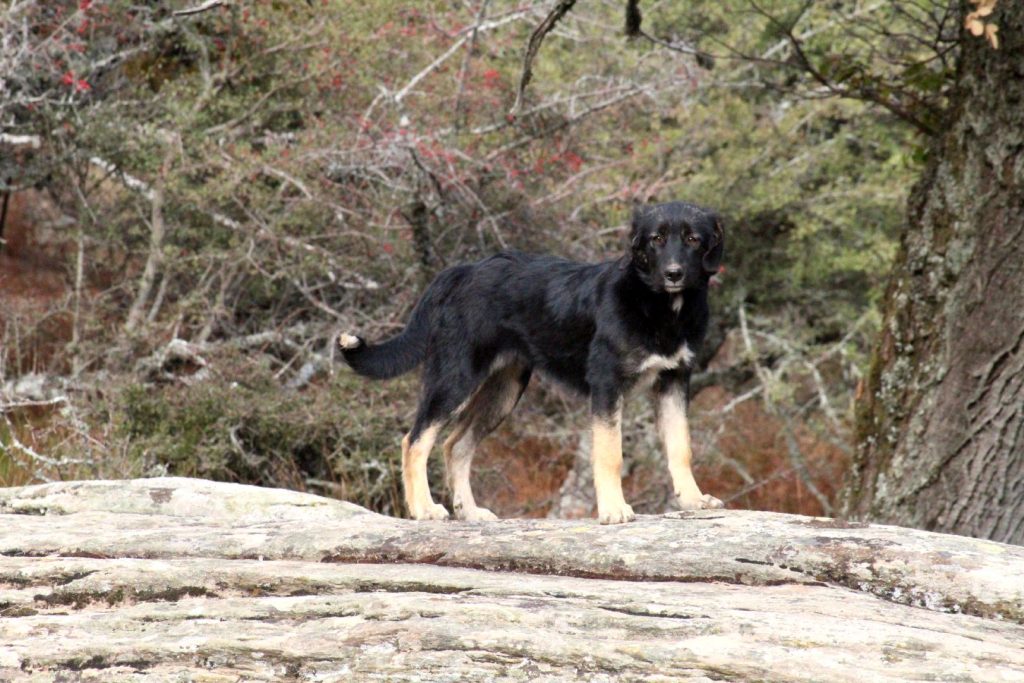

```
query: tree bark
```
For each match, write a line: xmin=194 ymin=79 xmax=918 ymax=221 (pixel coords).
xmin=845 ymin=4 xmax=1024 ymax=543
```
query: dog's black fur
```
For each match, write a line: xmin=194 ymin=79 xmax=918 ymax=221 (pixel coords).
xmin=341 ymin=201 xmax=723 ymax=522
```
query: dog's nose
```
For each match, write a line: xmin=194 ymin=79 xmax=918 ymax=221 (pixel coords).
xmin=665 ymin=266 xmax=683 ymax=283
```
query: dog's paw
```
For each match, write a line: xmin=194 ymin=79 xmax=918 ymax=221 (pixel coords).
xmin=598 ymin=501 xmax=636 ymax=525
xmin=458 ymin=506 xmax=499 ymax=522
xmin=338 ymin=333 xmax=361 ymax=350
xmin=676 ymin=493 xmax=725 ymax=511
xmin=413 ymin=502 xmax=451 ymax=521
xmin=701 ymin=493 xmax=725 ymax=509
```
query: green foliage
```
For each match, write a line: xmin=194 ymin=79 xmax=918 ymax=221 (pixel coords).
xmin=113 ymin=349 xmax=416 ymax=515
xmin=10 ymin=0 xmax=923 ymax=343
xmin=2 ymin=0 xmax=961 ymax=512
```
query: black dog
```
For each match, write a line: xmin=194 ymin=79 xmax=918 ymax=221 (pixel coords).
xmin=339 ymin=201 xmax=724 ymax=524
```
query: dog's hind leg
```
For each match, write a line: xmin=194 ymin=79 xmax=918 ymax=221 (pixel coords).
xmin=402 ymin=357 xmax=494 ymax=521
xmin=401 ymin=423 xmax=448 ymax=520
xmin=443 ymin=364 xmax=531 ymax=521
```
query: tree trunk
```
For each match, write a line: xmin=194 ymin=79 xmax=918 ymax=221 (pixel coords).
xmin=845 ymin=4 xmax=1024 ymax=543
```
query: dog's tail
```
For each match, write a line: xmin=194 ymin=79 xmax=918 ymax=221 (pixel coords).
xmin=338 ymin=298 xmax=431 ymax=380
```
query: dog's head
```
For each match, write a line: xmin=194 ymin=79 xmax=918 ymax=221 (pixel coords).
xmin=627 ymin=201 xmax=724 ymax=293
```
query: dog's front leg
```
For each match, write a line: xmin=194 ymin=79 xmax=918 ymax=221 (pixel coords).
xmin=656 ymin=376 xmax=723 ymax=511
xmin=590 ymin=391 xmax=636 ymax=525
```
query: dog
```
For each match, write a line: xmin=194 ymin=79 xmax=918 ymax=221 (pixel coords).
xmin=339 ymin=201 xmax=725 ymax=524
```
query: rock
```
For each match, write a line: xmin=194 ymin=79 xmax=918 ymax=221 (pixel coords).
xmin=0 ymin=373 xmax=71 ymax=403
xmin=1 ymin=477 xmax=1022 ymax=681
xmin=134 ymin=339 xmax=209 ymax=384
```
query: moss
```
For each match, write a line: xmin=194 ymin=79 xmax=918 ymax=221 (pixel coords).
xmin=0 ymin=605 xmax=38 ymax=617
xmin=40 ymin=585 xmax=217 ymax=610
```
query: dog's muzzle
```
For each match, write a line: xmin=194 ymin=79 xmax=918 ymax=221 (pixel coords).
xmin=664 ymin=266 xmax=684 ymax=291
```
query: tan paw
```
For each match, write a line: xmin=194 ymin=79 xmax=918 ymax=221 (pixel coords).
xmin=598 ymin=501 xmax=636 ymax=525
xmin=412 ymin=502 xmax=450 ymax=521
xmin=458 ymin=506 xmax=499 ymax=522
xmin=701 ymin=494 xmax=725 ymax=509
xmin=677 ymin=493 xmax=724 ymax=511
xmin=338 ymin=333 xmax=361 ymax=350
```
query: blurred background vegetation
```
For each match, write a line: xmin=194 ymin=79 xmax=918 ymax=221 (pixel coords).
xmin=0 ymin=0 xmax=960 ymax=518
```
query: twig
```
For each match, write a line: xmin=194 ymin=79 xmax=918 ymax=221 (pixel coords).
xmin=0 ymin=396 xmax=68 ymax=412
xmin=748 ymin=0 xmax=935 ymax=135
xmin=1 ymin=414 xmax=92 ymax=470
xmin=780 ymin=415 xmax=833 ymax=514
xmin=720 ymin=384 xmax=765 ymax=414
xmin=453 ymin=0 xmax=491 ymax=130
xmin=723 ymin=462 xmax=799 ymax=504
xmin=90 ymin=155 xmax=379 ymax=291
xmin=0 ymin=134 xmax=41 ymax=148
xmin=738 ymin=304 xmax=772 ymax=406
xmin=126 ymin=136 xmax=177 ymax=334
xmin=146 ymin=271 xmax=170 ymax=324
xmin=805 ymin=360 xmax=840 ymax=427
xmin=89 ymin=157 xmax=155 ymax=201
xmin=172 ymin=0 xmax=225 ymax=17
xmin=489 ymin=85 xmax=646 ymax=161
xmin=395 ymin=35 xmax=471 ymax=105
xmin=68 ymin=169 xmax=95 ymax=379
xmin=510 ymin=0 xmax=578 ymax=116
xmin=394 ymin=11 xmax=521 ymax=105
xmin=0 ymin=178 xmax=9 ymax=252
xmin=262 ymin=164 xmax=312 ymax=199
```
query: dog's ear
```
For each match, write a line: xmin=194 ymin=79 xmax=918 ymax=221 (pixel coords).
xmin=628 ymin=205 xmax=650 ymax=270
xmin=703 ymin=215 xmax=725 ymax=275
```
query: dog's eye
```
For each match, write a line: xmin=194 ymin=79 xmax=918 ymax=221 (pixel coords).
xmin=686 ymin=234 xmax=701 ymax=247
xmin=651 ymin=234 xmax=666 ymax=246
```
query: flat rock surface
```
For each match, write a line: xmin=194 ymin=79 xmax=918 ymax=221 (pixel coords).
xmin=1 ymin=477 xmax=1023 ymax=681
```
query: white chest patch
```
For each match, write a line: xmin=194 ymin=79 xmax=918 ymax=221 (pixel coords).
xmin=637 ymin=343 xmax=695 ymax=374
xmin=672 ymin=295 xmax=682 ymax=313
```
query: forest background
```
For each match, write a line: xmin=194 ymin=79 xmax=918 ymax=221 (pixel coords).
xmin=1 ymin=0 xmax=1017 ymax=539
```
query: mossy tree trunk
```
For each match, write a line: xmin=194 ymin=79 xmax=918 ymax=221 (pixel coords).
xmin=846 ymin=4 xmax=1024 ymax=543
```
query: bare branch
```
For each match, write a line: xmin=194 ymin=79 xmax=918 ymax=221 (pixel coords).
xmin=172 ymin=0 xmax=225 ymax=17
xmin=89 ymin=157 xmax=155 ymax=201
xmin=0 ymin=134 xmax=41 ymax=148
xmin=126 ymin=137 xmax=177 ymax=334
xmin=89 ymin=156 xmax=380 ymax=292
xmin=453 ymin=0 xmax=492 ymax=130
xmin=510 ymin=0 xmax=578 ymax=116
xmin=624 ymin=0 xmax=642 ymax=37
xmin=393 ymin=11 xmax=521 ymax=106
xmin=0 ymin=396 xmax=68 ymax=412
